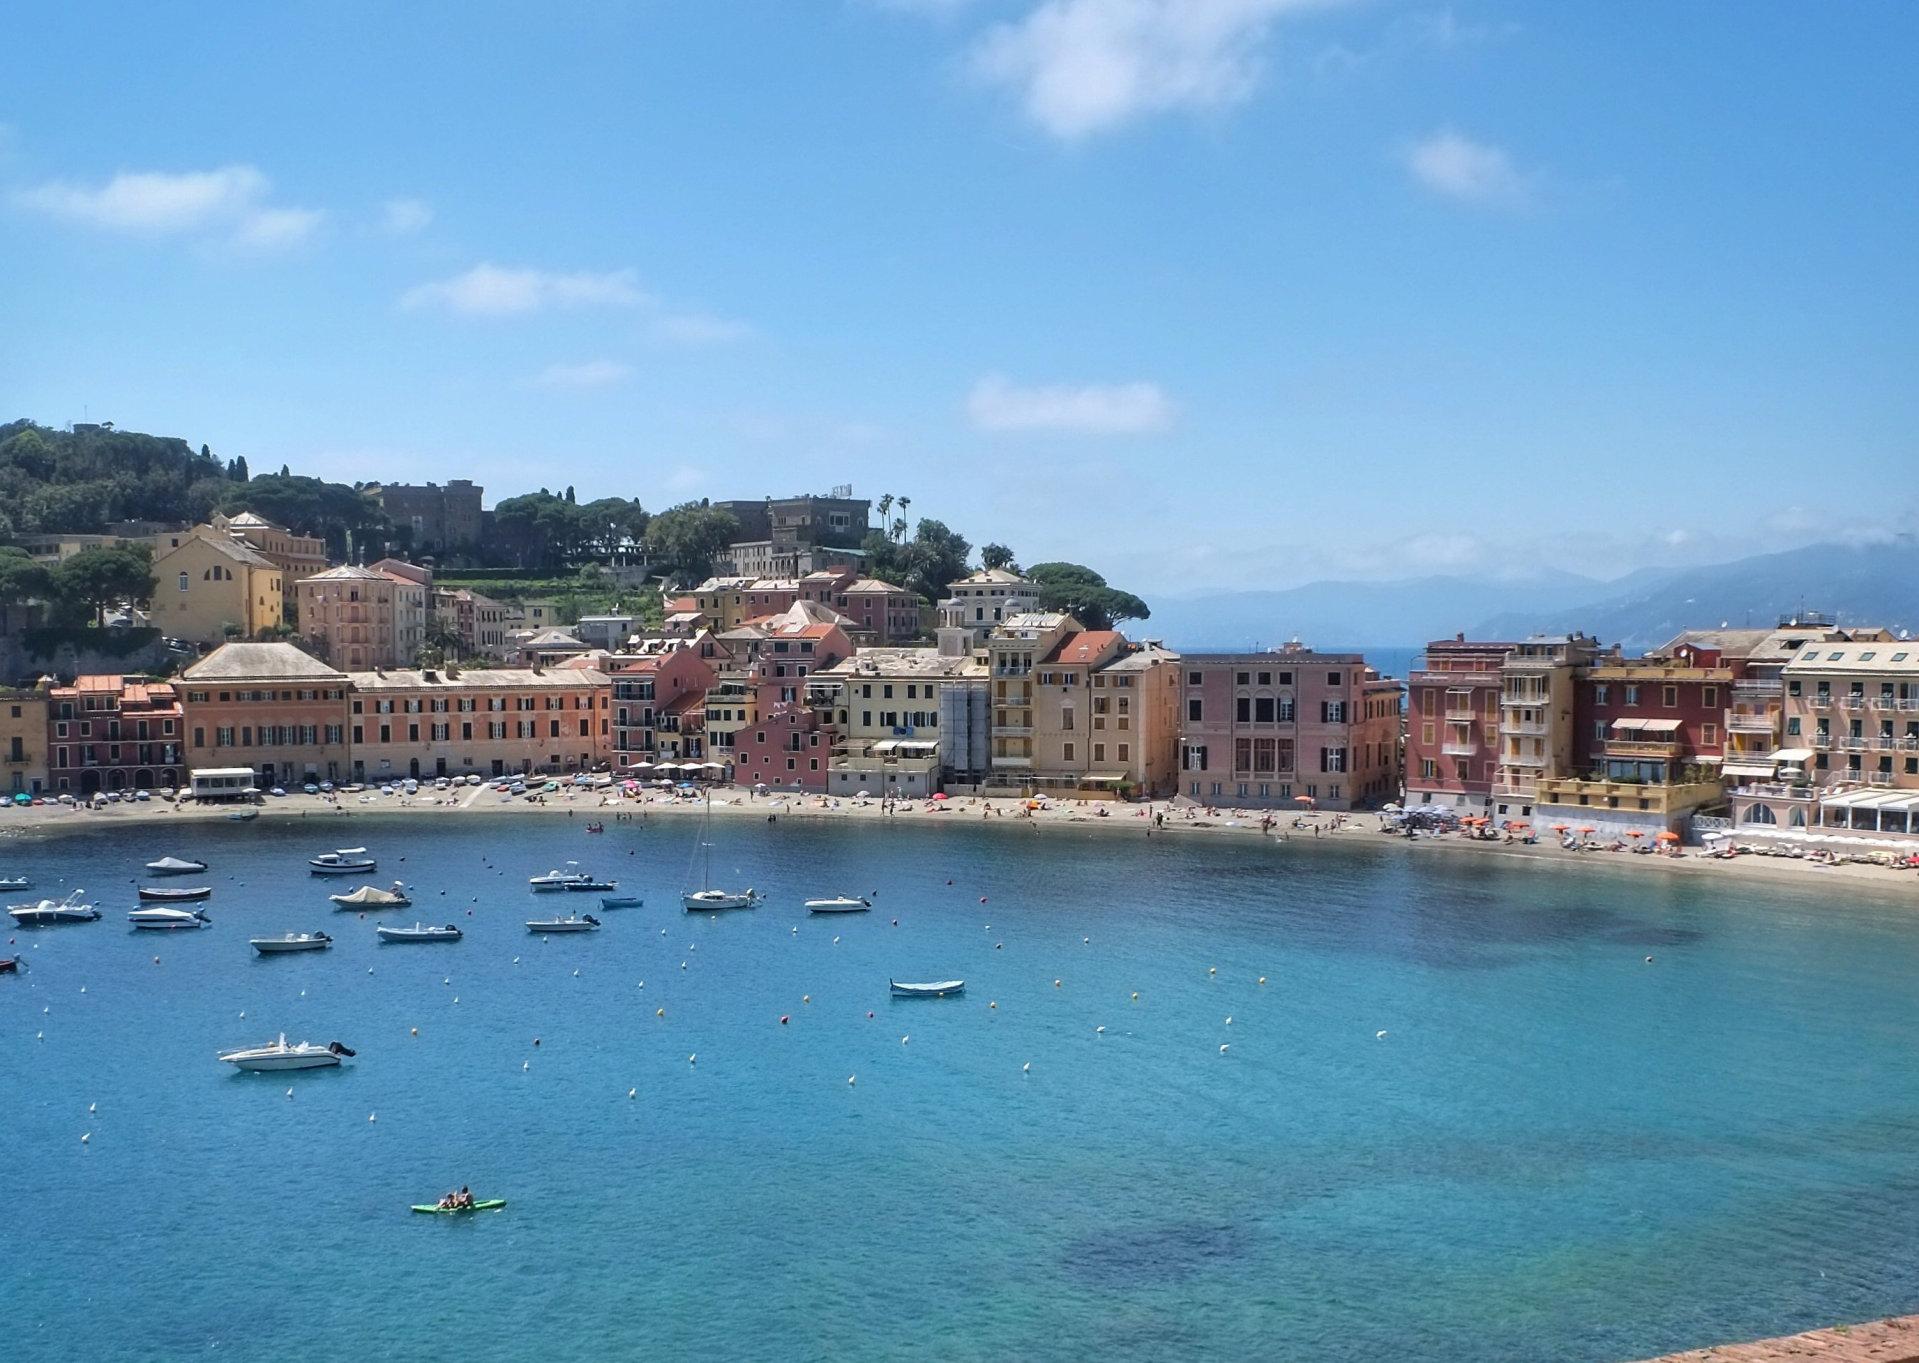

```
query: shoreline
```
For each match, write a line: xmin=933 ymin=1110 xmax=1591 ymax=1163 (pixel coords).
xmin=3 ymin=783 xmax=1913 ymax=899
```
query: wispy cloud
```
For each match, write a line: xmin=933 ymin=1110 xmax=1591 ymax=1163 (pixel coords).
xmin=971 ymin=0 xmax=1333 ymax=140
xmin=1403 ymin=129 xmax=1533 ymax=208
xmin=232 ymin=205 xmax=324 ymax=251
xmin=401 ymin=263 xmax=649 ymax=316
xmin=649 ymin=312 xmax=753 ymax=346
xmin=13 ymin=163 xmax=323 ymax=250
xmin=381 ymin=197 xmax=432 ymax=235
xmin=968 ymin=375 xmax=1174 ymax=433
xmin=532 ymin=359 xmax=634 ymax=390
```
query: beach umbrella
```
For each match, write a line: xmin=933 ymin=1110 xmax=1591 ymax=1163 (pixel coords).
xmin=1294 ymin=795 xmax=1315 ymax=805
xmin=1626 ymin=830 xmax=1644 ymax=839
xmin=1578 ymin=826 xmax=1596 ymax=834
xmin=856 ymin=789 xmax=872 ymax=799
xmin=1655 ymin=831 xmax=1679 ymax=843
xmin=932 ymin=792 xmax=949 ymax=801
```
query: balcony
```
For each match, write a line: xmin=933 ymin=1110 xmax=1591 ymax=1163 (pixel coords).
xmin=991 ymin=756 xmax=1033 ymax=769
xmin=1503 ymin=720 xmax=1549 ymax=737
xmin=1443 ymin=705 xmax=1477 ymax=721
xmin=1732 ymin=679 xmax=1783 ymax=699
xmin=1603 ymin=739 xmax=1683 ymax=759
xmin=995 ymin=723 xmax=1033 ymax=737
xmin=1500 ymin=695 xmax=1549 ymax=710
xmin=1440 ymin=740 xmax=1478 ymax=757
xmin=1410 ymin=669 xmax=1502 ymax=687
xmin=1492 ymin=781 xmax=1537 ymax=800
xmin=1726 ymin=713 xmax=1775 ymax=734
xmin=1504 ymin=751 xmax=1548 ymax=768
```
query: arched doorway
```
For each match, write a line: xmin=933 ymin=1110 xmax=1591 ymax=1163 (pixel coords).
xmin=1742 ymin=803 xmax=1777 ymax=825
xmin=134 ymin=770 xmax=154 ymax=789
xmin=80 ymin=771 xmax=101 ymax=795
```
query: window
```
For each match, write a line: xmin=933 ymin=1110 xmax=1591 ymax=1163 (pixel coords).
xmin=1663 ymin=685 xmax=1678 ymax=708
xmin=1703 ymin=686 xmax=1717 ymax=707
xmin=1093 ymin=744 xmax=1105 ymax=763
xmin=1235 ymin=697 xmax=1251 ymax=723
xmin=1187 ymin=671 xmax=1202 ymax=687
xmin=178 ymin=573 xmax=189 ymax=593
xmin=1063 ymin=742 xmax=1074 ymax=761
xmin=1624 ymin=685 xmax=1640 ymax=706
xmin=1594 ymin=684 xmax=1609 ymax=704
xmin=1702 ymin=723 xmax=1717 ymax=744
xmin=1236 ymin=672 xmax=1250 ymax=685
xmin=1255 ymin=697 xmax=1276 ymax=724
xmin=1187 ymin=699 xmax=1202 ymax=723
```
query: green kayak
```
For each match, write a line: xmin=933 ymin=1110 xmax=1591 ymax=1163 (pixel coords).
xmin=411 ymin=1199 xmax=506 ymax=1214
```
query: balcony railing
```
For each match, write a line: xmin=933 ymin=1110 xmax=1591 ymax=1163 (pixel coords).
xmin=1603 ymin=739 xmax=1682 ymax=759
xmin=995 ymin=723 xmax=1033 ymax=737
xmin=1503 ymin=720 xmax=1549 ymax=736
xmin=1443 ymin=705 xmax=1477 ymax=721
xmin=1732 ymin=679 xmax=1783 ymax=699
xmin=1492 ymin=782 xmax=1537 ymax=800
xmin=1440 ymin=740 xmax=1478 ymax=757
xmin=1504 ymin=752 xmax=1548 ymax=768
xmin=1726 ymin=713 xmax=1775 ymax=733
xmin=1410 ymin=669 xmax=1502 ymax=687
xmin=1500 ymin=695 xmax=1549 ymax=710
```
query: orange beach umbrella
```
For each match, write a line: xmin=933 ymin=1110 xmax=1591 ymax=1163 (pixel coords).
xmin=1655 ymin=830 xmax=1680 ymax=843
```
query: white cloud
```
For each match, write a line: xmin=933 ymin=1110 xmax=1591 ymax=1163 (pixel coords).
xmin=972 ymin=0 xmax=1331 ymax=140
xmin=381 ymin=197 xmax=433 ymax=235
xmin=15 ymin=164 xmax=269 ymax=233
xmin=649 ymin=312 xmax=753 ymax=346
xmin=664 ymin=465 xmax=707 ymax=493
xmin=232 ymin=206 xmax=324 ymax=251
xmin=967 ymin=375 xmax=1174 ymax=433
xmin=401 ymin=263 xmax=649 ymax=316
xmin=1403 ymin=129 xmax=1532 ymax=208
xmin=532 ymin=359 xmax=634 ymax=390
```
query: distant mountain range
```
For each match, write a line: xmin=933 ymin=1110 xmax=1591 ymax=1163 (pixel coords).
xmin=1150 ymin=537 xmax=1919 ymax=653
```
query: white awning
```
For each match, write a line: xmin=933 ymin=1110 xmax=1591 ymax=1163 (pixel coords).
xmin=870 ymin=740 xmax=898 ymax=754
xmin=1611 ymin=717 xmax=1648 ymax=732
xmin=1722 ymin=762 xmax=1777 ymax=778
xmin=1638 ymin=718 xmax=1683 ymax=733
xmin=897 ymin=740 xmax=939 ymax=753
xmin=1770 ymin=748 xmax=1814 ymax=762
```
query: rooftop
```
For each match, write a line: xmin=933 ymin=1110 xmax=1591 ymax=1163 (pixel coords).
xmin=183 ymin=642 xmax=344 ymax=682
xmin=347 ymin=667 xmax=608 ymax=690
xmin=1784 ymin=639 xmax=1919 ymax=676
xmin=1044 ymin=630 xmax=1125 ymax=666
xmin=819 ymin=648 xmax=988 ymax=679
xmin=300 ymin=565 xmax=391 ymax=583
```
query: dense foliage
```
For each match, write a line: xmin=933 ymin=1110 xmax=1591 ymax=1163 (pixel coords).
xmin=1026 ymin=561 xmax=1151 ymax=631
xmin=0 ymin=543 xmax=156 ymax=626
xmin=217 ymin=472 xmax=389 ymax=561
xmin=0 ymin=421 xmax=232 ymax=535
xmin=646 ymin=502 xmax=740 ymax=583
xmin=489 ymin=488 xmax=651 ymax=570
xmin=862 ymin=518 xmax=972 ymax=604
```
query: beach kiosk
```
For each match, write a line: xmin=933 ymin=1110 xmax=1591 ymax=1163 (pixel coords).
xmin=189 ymin=767 xmax=259 ymax=802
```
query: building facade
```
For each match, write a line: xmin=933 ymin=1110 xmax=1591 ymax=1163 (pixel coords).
xmin=610 ymin=646 xmax=717 ymax=774
xmin=296 ymin=566 xmax=410 ymax=670
xmin=1178 ymin=645 xmax=1402 ymax=810
xmin=812 ymin=646 xmax=989 ymax=797
xmin=936 ymin=568 xmax=1043 ymax=654
xmin=213 ymin=512 xmax=329 ymax=620
xmin=0 ymin=688 xmax=50 ymax=796
xmin=47 ymin=676 xmax=184 ymax=794
xmin=365 ymin=480 xmax=484 ymax=552
xmin=1406 ymin=636 xmax=1513 ymax=812
xmin=1491 ymin=634 xmax=1607 ymax=821
xmin=179 ymin=643 xmax=352 ymax=786
xmin=346 ymin=667 xmax=610 ymax=780
xmin=152 ymin=527 xmax=285 ymax=645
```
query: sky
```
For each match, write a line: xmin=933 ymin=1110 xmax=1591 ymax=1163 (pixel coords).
xmin=3 ymin=1 xmax=1916 ymax=598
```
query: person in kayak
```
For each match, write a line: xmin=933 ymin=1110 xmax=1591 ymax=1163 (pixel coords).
xmin=456 ymin=1186 xmax=473 ymax=1209
xmin=437 ymin=1191 xmax=457 ymax=1210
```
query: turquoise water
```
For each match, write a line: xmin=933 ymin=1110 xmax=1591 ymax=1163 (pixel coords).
xmin=7 ymin=813 xmax=1919 ymax=1362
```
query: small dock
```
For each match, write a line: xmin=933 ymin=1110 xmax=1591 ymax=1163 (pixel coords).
xmin=1632 ymin=1315 xmax=1919 ymax=1362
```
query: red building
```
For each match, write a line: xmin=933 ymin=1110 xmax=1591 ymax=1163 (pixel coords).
xmin=1406 ymin=636 xmax=1513 ymax=812
xmin=610 ymin=645 xmax=716 ymax=775
xmin=1568 ymin=649 xmax=1739 ymax=784
xmin=724 ymin=606 xmax=853 ymax=791
xmin=47 ymin=675 xmax=184 ymax=795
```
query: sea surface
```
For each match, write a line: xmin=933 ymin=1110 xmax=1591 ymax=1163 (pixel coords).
xmin=7 ymin=812 xmax=1919 ymax=1362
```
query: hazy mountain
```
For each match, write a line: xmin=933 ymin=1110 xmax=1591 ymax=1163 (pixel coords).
xmin=1148 ymin=568 xmax=1667 ymax=651
xmin=1472 ymin=537 xmax=1919 ymax=648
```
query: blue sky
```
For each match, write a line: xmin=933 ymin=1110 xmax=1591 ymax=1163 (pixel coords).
xmin=3 ymin=1 xmax=1915 ymax=596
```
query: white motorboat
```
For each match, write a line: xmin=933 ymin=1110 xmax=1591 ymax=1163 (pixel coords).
xmin=889 ymin=978 xmax=965 ymax=998
xmin=219 ymin=1034 xmax=355 ymax=1071
xmin=0 ymin=876 xmax=30 ymax=892
xmin=129 ymin=906 xmax=211 ymax=930
xmin=529 ymin=863 xmax=591 ymax=891
xmin=526 ymin=913 xmax=601 ymax=933
xmin=329 ymin=882 xmax=411 ymax=909
xmin=310 ymin=848 xmax=376 ymax=874
xmin=805 ymin=896 xmax=871 ymax=913
xmin=375 ymin=922 xmax=463 ymax=943
xmin=9 ymin=890 xmax=100 ymax=925
xmin=682 ymin=888 xmax=760 ymax=912
xmin=145 ymin=856 xmax=208 ymax=875
xmin=251 ymin=932 xmax=332 ymax=954
xmin=682 ymin=792 xmax=757 ymax=911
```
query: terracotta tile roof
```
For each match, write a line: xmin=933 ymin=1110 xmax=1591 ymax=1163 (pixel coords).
xmin=184 ymin=642 xmax=342 ymax=681
xmin=1044 ymin=630 xmax=1123 ymax=665
xmin=664 ymin=690 xmax=706 ymax=716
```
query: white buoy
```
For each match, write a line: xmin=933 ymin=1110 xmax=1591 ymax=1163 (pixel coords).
xmin=1208 ymin=967 xmax=1217 ymax=976
xmin=1220 ymin=1044 xmax=1229 ymax=1054
xmin=572 ymin=969 xmax=580 ymax=977
xmin=1225 ymin=1016 xmax=1233 ymax=1025
xmin=368 ymin=1113 xmax=377 ymax=1122
xmin=628 ymin=1088 xmax=636 ymax=1099
xmin=1376 ymin=1030 xmax=1388 ymax=1039
xmin=1022 ymin=1062 xmax=1030 ymax=1073
xmin=81 ymin=1132 xmax=89 ymax=1143
xmin=688 ymin=1054 xmax=697 ymax=1064
xmin=901 ymin=1035 xmax=909 ymax=1045
xmin=847 ymin=1075 xmax=856 ymax=1086
xmin=522 ymin=1060 xmax=529 ymax=1071
xmin=1095 ymin=1025 xmax=1106 ymax=1034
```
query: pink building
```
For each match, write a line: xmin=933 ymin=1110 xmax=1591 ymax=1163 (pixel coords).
xmin=1406 ymin=636 xmax=1513 ymax=812
xmin=1178 ymin=645 xmax=1403 ymax=810
xmin=725 ymin=606 xmax=853 ymax=791
xmin=610 ymin=645 xmax=716 ymax=774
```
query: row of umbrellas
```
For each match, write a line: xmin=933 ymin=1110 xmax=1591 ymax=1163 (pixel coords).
xmin=626 ymin=761 xmax=727 ymax=773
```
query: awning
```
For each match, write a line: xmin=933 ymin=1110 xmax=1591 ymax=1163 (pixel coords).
xmin=1770 ymin=748 xmax=1814 ymax=762
xmin=1638 ymin=718 xmax=1683 ymax=733
xmin=1081 ymin=773 xmax=1132 ymax=785
xmin=1723 ymin=762 xmax=1777 ymax=778
xmin=1695 ymin=754 xmax=1723 ymax=764
xmin=897 ymin=740 xmax=938 ymax=753
xmin=1611 ymin=717 xmax=1649 ymax=732
xmin=870 ymin=740 xmax=898 ymax=755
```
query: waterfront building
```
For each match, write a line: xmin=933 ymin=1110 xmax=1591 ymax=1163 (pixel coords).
xmin=295 ymin=566 xmax=413 ymax=670
xmin=0 ymin=687 xmax=50 ymax=796
xmin=212 ymin=512 xmax=328 ymax=620
xmin=1405 ymin=636 xmax=1514 ymax=813
xmin=610 ymin=645 xmax=716 ymax=774
xmin=1178 ymin=644 xmax=1402 ymax=809
xmin=364 ymin=479 xmax=484 ymax=553
xmin=179 ymin=643 xmax=351 ymax=787
xmin=712 ymin=604 xmax=852 ymax=791
xmin=936 ymin=568 xmax=1043 ymax=654
xmin=811 ymin=646 xmax=989 ymax=797
xmin=368 ymin=559 xmax=431 ymax=664
xmin=47 ymin=675 xmax=183 ymax=794
xmin=345 ymin=666 xmax=610 ymax=781
xmin=1491 ymin=634 xmax=1608 ymax=821
xmin=151 ymin=527 xmax=285 ymax=645
xmin=987 ymin=611 xmax=1075 ymax=785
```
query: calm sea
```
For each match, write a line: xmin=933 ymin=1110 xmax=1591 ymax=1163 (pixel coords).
xmin=6 ymin=812 xmax=1919 ymax=1362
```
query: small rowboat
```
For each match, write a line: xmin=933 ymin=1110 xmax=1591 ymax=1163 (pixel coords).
xmin=411 ymin=1199 xmax=507 ymax=1215
xmin=806 ymin=896 xmax=871 ymax=914
xmin=889 ymin=979 xmax=965 ymax=998
xmin=599 ymin=895 xmax=644 ymax=909
xmin=376 ymin=922 xmax=463 ymax=943
xmin=138 ymin=885 xmax=211 ymax=902
xmin=129 ymin=907 xmax=210 ymax=930
xmin=526 ymin=914 xmax=600 ymax=934
xmin=252 ymin=932 xmax=332 ymax=955
xmin=0 ymin=955 xmax=21 ymax=974
xmin=145 ymin=857 xmax=207 ymax=875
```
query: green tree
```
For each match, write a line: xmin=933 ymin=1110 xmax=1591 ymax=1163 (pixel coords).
xmin=647 ymin=502 xmax=740 ymax=582
xmin=1027 ymin=561 xmax=1151 ymax=632
xmin=980 ymin=543 xmax=1018 ymax=572
xmin=51 ymin=544 xmax=156 ymax=625
xmin=220 ymin=474 xmax=389 ymax=560
xmin=0 ymin=547 xmax=54 ymax=605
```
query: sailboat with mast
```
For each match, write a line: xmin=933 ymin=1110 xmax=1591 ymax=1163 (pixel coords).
xmin=682 ymin=791 xmax=759 ymax=911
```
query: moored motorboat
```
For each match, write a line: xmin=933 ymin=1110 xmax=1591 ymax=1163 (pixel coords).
xmin=329 ymin=882 xmax=411 ymax=909
xmin=219 ymin=1034 xmax=355 ymax=1071
xmin=0 ymin=876 xmax=30 ymax=892
xmin=251 ymin=932 xmax=332 ymax=954
xmin=565 ymin=877 xmax=617 ymax=892
xmin=129 ymin=906 xmax=211 ymax=930
xmin=9 ymin=890 xmax=100 ymax=925
xmin=376 ymin=922 xmax=463 ymax=943
xmin=889 ymin=978 xmax=964 ymax=998
xmin=806 ymin=895 xmax=871 ymax=913
xmin=145 ymin=856 xmax=208 ymax=875
xmin=137 ymin=885 xmax=211 ymax=902
xmin=0 ymin=954 xmax=21 ymax=973
xmin=310 ymin=848 xmax=376 ymax=874
xmin=526 ymin=913 xmax=601 ymax=933
xmin=528 ymin=863 xmax=590 ymax=891
xmin=599 ymin=895 xmax=644 ymax=909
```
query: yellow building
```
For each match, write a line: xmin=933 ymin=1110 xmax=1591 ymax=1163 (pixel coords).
xmin=153 ymin=528 xmax=286 ymax=645
xmin=0 ymin=687 xmax=50 ymax=797
xmin=213 ymin=512 xmax=329 ymax=621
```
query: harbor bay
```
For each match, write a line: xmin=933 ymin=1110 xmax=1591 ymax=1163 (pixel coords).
xmin=9 ymin=815 xmax=1919 ymax=1362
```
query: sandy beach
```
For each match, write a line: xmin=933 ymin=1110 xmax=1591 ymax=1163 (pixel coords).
xmin=4 ymin=781 xmax=1914 ymax=898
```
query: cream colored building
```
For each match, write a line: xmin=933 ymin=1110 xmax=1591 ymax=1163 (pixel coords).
xmin=811 ymin=647 xmax=989 ymax=796
xmin=936 ymin=568 xmax=1042 ymax=654
xmin=345 ymin=666 xmax=612 ymax=781
xmin=213 ymin=512 xmax=329 ymax=621
xmin=1492 ymin=634 xmax=1607 ymax=821
xmin=153 ymin=528 xmax=285 ymax=645
xmin=0 ymin=687 xmax=50 ymax=796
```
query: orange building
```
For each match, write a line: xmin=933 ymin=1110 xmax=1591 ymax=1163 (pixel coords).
xmin=47 ymin=675 xmax=185 ymax=795
xmin=345 ymin=666 xmax=611 ymax=781
xmin=179 ymin=643 xmax=353 ymax=786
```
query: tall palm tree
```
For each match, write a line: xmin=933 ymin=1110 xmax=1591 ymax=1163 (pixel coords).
xmin=876 ymin=493 xmax=894 ymax=532
xmin=895 ymin=496 xmax=911 ymax=542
